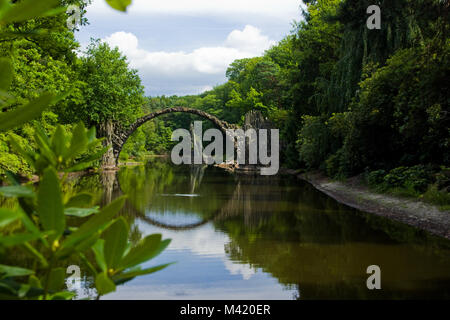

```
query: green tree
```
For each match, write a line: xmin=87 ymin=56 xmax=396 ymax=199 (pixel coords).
xmin=74 ymin=40 xmax=145 ymax=166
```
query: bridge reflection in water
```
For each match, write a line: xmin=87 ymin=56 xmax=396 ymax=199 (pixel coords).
xmin=90 ymin=159 xmax=450 ymax=300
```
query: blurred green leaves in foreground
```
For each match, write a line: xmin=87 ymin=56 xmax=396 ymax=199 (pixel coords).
xmin=0 ymin=0 xmax=170 ymax=300
xmin=0 ymin=122 xmax=171 ymax=300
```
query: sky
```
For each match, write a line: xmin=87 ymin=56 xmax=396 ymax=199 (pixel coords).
xmin=76 ymin=0 xmax=304 ymax=96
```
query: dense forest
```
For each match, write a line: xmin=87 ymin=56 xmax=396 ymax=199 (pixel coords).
xmin=131 ymin=0 xmax=450 ymax=207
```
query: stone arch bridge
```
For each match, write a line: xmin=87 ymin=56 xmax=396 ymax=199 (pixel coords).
xmin=103 ymin=107 xmax=240 ymax=168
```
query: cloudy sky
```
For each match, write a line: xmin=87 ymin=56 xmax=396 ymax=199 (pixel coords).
xmin=76 ymin=0 xmax=304 ymax=96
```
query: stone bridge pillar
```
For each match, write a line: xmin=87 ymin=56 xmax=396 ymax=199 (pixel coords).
xmin=99 ymin=120 xmax=118 ymax=170
xmin=236 ymin=110 xmax=274 ymax=174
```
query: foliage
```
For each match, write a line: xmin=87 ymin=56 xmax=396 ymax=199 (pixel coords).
xmin=0 ymin=133 xmax=32 ymax=176
xmin=366 ymin=170 xmax=386 ymax=187
xmin=297 ymin=115 xmax=331 ymax=169
xmin=382 ymin=166 xmax=432 ymax=193
xmin=0 ymin=0 xmax=66 ymax=134
xmin=365 ymin=165 xmax=450 ymax=208
xmin=423 ymin=184 xmax=450 ymax=210
xmin=139 ymin=0 xmax=448 ymax=181
xmin=0 ymin=0 xmax=171 ymax=300
xmin=336 ymin=43 xmax=450 ymax=174
xmin=290 ymin=0 xmax=449 ymax=189
xmin=73 ymin=40 xmax=144 ymax=128
xmin=105 ymin=0 xmax=131 ymax=12
xmin=0 ymin=124 xmax=171 ymax=299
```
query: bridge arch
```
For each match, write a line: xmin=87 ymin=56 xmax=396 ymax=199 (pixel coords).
xmin=109 ymin=107 xmax=239 ymax=167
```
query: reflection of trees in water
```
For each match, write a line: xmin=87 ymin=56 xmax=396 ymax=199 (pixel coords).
xmin=190 ymin=165 xmax=207 ymax=194
xmin=223 ymin=233 xmax=450 ymax=299
xmin=213 ymin=175 xmax=450 ymax=299
xmin=100 ymin=162 xmax=237 ymax=230
xmin=100 ymin=170 xmax=120 ymax=206
xmin=83 ymin=162 xmax=450 ymax=299
xmin=99 ymin=162 xmax=450 ymax=245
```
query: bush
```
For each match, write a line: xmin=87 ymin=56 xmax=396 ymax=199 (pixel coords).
xmin=0 ymin=123 xmax=171 ymax=299
xmin=435 ymin=167 xmax=450 ymax=192
xmin=367 ymin=170 xmax=386 ymax=187
xmin=324 ymin=148 xmax=352 ymax=179
xmin=0 ymin=133 xmax=32 ymax=177
xmin=383 ymin=166 xmax=432 ymax=193
xmin=366 ymin=165 xmax=450 ymax=204
xmin=119 ymin=151 xmax=129 ymax=161
xmin=423 ymin=184 xmax=450 ymax=210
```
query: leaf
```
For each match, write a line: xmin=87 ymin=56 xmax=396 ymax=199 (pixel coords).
xmin=60 ymin=196 xmax=126 ymax=252
xmin=105 ymin=0 xmax=132 ymax=12
xmin=113 ymin=263 xmax=173 ymax=285
xmin=0 ymin=0 xmax=61 ymax=25
xmin=0 ymin=93 xmax=54 ymax=133
xmin=28 ymin=275 xmax=42 ymax=289
xmin=65 ymin=122 xmax=88 ymax=161
xmin=4 ymin=171 xmax=20 ymax=186
xmin=17 ymin=283 xmax=30 ymax=298
xmin=0 ymin=278 xmax=44 ymax=298
xmin=0 ymin=58 xmax=12 ymax=91
xmin=64 ymin=207 xmax=99 ymax=218
xmin=119 ymin=234 xmax=171 ymax=270
xmin=0 ymin=0 xmax=11 ymax=13
xmin=0 ymin=265 xmax=34 ymax=279
xmin=46 ymin=268 xmax=65 ymax=292
xmin=50 ymin=291 xmax=76 ymax=300
xmin=34 ymin=124 xmax=57 ymax=168
xmin=40 ymin=6 xmax=68 ymax=18
xmin=95 ymin=272 xmax=116 ymax=296
xmin=22 ymin=242 xmax=48 ymax=268
xmin=86 ymin=127 xmax=97 ymax=143
xmin=65 ymin=193 xmax=94 ymax=208
xmin=51 ymin=125 xmax=67 ymax=159
xmin=0 ymin=92 xmax=15 ymax=108
xmin=37 ymin=168 xmax=65 ymax=240
xmin=19 ymin=211 xmax=41 ymax=236
xmin=64 ymin=147 xmax=109 ymax=172
xmin=92 ymin=239 xmax=107 ymax=272
xmin=103 ymin=218 xmax=128 ymax=269
xmin=0 ymin=233 xmax=43 ymax=247
xmin=73 ymin=234 xmax=99 ymax=254
xmin=0 ymin=208 xmax=21 ymax=227
xmin=0 ymin=29 xmax=48 ymax=41
xmin=0 ymin=185 xmax=35 ymax=198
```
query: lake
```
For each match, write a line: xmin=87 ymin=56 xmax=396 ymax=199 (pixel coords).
xmin=68 ymin=158 xmax=450 ymax=300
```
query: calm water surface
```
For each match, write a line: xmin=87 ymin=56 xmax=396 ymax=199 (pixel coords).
xmin=70 ymin=159 xmax=450 ymax=300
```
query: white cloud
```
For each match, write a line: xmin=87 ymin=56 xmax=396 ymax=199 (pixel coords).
xmin=138 ymin=221 xmax=256 ymax=280
xmin=103 ymin=25 xmax=276 ymax=95
xmin=225 ymin=25 xmax=276 ymax=53
xmin=89 ymin=0 xmax=302 ymax=20
xmin=200 ymin=85 xmax=214 ymax=93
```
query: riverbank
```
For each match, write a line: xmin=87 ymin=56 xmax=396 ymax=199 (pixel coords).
xmin=289 ymin=171 xmax=450 ymax=240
